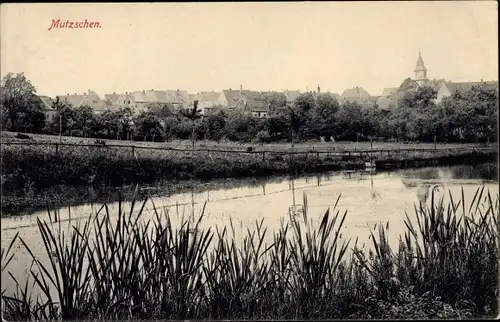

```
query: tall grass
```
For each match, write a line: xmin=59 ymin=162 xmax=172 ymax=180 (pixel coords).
xmin=1 ymin=187 xmax=498 ymax=320
xmin=2 ymin=143 xmax=495 ymax=195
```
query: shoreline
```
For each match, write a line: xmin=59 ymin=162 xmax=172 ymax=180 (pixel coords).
xmin=2 ymin=152 xmax=497 ymax=216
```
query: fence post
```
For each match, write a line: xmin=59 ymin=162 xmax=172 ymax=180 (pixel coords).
xmin=55 ymin=143 xmax=59 ymax=154
xmin=262 ymin=151 xmax=266 ymax=162
xmin=132 ymin=146 xmax=135 ymax=157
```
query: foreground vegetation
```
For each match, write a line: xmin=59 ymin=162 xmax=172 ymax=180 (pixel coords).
xmin=1 ymin=187 xmax=498 ymax=320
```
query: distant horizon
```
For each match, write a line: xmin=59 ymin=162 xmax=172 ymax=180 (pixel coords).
xmin=1 ymin=2 xmax=498 ymax=98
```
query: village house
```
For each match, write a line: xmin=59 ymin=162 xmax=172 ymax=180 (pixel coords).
xmin=218 ymin=86 xmax=270 ymax=118
xmin=340 ymin=86 xmax=374 ymax=107
xmin=191 ymin=91 xmax=221 ymax=115
xmin=38 ymin=95 xmax=58 ymax=122
xmin=57 ymin=90 xmax=108 ymax=114
xmin=436 ymin=80 xmax=499 ymax=103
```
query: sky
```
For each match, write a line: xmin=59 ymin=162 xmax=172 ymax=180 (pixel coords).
xmin=1 ymin=2 xmax=498 ymax=98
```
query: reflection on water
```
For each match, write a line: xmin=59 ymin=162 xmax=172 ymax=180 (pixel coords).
xmin=1 ymin=163 xmax=498 ymax=296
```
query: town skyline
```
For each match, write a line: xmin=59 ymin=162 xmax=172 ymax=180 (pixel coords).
xmin=1 ymin=2 xmax=498 ymax=98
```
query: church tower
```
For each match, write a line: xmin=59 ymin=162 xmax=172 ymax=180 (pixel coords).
xmin=414 ymin=50 xmax=428 ymax=86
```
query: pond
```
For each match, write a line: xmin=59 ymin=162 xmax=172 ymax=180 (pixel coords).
xmin=1 ymin=162 xmax=498 ymax=297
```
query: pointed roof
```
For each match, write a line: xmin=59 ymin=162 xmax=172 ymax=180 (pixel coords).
xmin=415 ymin=51 xmax=426 ymax=71
xmin=38 ymin=96 xmax=55 ymax=110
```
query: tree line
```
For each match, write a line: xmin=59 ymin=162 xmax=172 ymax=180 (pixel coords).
xmin=1 ymin=72 xmax=498 ymax=143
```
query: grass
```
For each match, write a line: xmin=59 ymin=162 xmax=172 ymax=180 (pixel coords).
xmin=1 ymin=130 xmax=490 ymax=152
xmin=1 ymin=135 xmax=496 ymax=199
xmin=1 ymin=186 xmax=498 ymax=320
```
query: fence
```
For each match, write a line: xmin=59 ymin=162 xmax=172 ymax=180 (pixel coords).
xmin=2 ymin=141 xmax=496 ymax=162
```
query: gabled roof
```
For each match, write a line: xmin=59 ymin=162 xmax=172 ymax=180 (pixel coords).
xmin=381 ymin=87 xmax=398 ymax=97
xmin=131 ymin=91 xmax=151 ymax=103
xmin=222 ymin=89 xmax=244 ymax=108
xmin=424 ymin=79 xmax=446 ymax=91
xmin=104 ymin=93 xmax=122 ymax=105
xmin=341 ymin=86 xmax=372 ymax=101
xmin=56 ymin=93 xmax=86 ymax=107
xmin=165 ymin=90 xmax=189 ymax=105
xmin=198 ymin=91 xmax=221 ymax=102
xmin=444 ymin=81 xmax=498 ymax=94
xmin=38 ymin=96 xmax=55 ymax=110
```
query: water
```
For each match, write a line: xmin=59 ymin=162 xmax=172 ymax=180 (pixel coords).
xmin=1 ymin=163 xmax=497 ymax=298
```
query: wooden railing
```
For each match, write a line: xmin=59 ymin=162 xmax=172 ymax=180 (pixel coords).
xmin=2 ymin=141 xmax=496 ymax=161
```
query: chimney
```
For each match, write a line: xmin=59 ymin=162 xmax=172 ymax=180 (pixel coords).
xmin=317 ymin=85 xmax=320 ymax=93
xmin=113 ymin=92 xmax=115 ymax=95
xmin=67 ymin=93 xmax=69 ymax=96
xmin=143 ymin=90 xmax=145 ymax=93
xmin=126 ymin=92 xmax=128 ymax=95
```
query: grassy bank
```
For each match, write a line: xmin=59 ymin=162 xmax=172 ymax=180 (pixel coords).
xmin=1 ymin=130 xmax=492 ymax=152
xmin=1 ymin=141 xmax=496 ymax=197
xmin=1 ymin=187 xmax=498 ymax=320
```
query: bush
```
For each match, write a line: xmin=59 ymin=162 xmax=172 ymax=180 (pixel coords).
xmin=255 ymin=130 xmax=272 ymax=144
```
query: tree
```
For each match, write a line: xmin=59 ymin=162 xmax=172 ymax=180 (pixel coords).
xmin=335 ymin=101 xmax=363 ymax=141
xmin=0 ymin=72 xmax=46 ymax=132
xmin=398 ymin=86 xmax=437 ymax=110
xmin=204 ymin=111 xmax=226 ymax=142
xmin=98 ymin=110 xmax=122 ymax=138
xmin=48 ymin=99 xmax=77 ymax=136
xmin=265 ymin=92 xmax=287 ymax=114
xmin=134 ymin=111 xmax=165 ymax=140
xmin=179 ymin=100 xmax=202 ymax=148
xmin=308 ymin=93 xmax=339 ymax=139
xmin=73 ymin=105 xmax=96 ymax=138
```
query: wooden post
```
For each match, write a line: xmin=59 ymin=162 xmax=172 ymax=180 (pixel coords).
xmin=132 ymin=146 xmax=135 ymax=157
xmin=55 ymin=143 xmax=59 ymax=154
xmin=262 ymin=151 xmax=266 ymax=162
xmin=316 ymin=152 xmax=320 ymax=160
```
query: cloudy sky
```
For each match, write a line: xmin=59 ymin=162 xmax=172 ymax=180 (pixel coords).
xmin=1 ymin=2 xmax=497 ymax=97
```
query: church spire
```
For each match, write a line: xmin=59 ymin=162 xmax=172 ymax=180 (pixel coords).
xmin=414 ymin=50 xmax=428 ymax=86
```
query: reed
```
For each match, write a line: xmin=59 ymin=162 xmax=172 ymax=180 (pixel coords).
xmin=1 ymin=186 xmax=498 ymax=320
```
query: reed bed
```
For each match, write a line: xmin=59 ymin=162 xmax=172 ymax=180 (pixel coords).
xmin=1 ymin=187 xmax=498 ymax=320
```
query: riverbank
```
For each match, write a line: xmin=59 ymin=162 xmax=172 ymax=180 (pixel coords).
xmin=1 ymin=187 xmax=497 ymax=320
xmin=1 ymin=142 xmax=497 ymax=211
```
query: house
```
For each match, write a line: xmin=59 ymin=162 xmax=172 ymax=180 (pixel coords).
xmin=436 ymin=80 xmax=499 ymax=103
xmin=340 ymin=86 xmax=374 ymax=106
xmin=218 ymin=89 xmax=245 ymax=109
xmin=165 ymin=89 xmax=190 ymax=109
xmin=57 ymin=90 xmax=108 ymax=114
xmin=195 ymin=91 xmax=221 ymax=115
xmin=284 ymin=90 xmax=301 ymax=105
xmin=38 ymin=95 xmax=58 ymax=122
xmin=218 ymin=87 xmax=270 ymax=117
xmin=376 ymin=87 xmax=399 ymax=110
xmin=130 ymin=91 xmax=151 ymax=113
